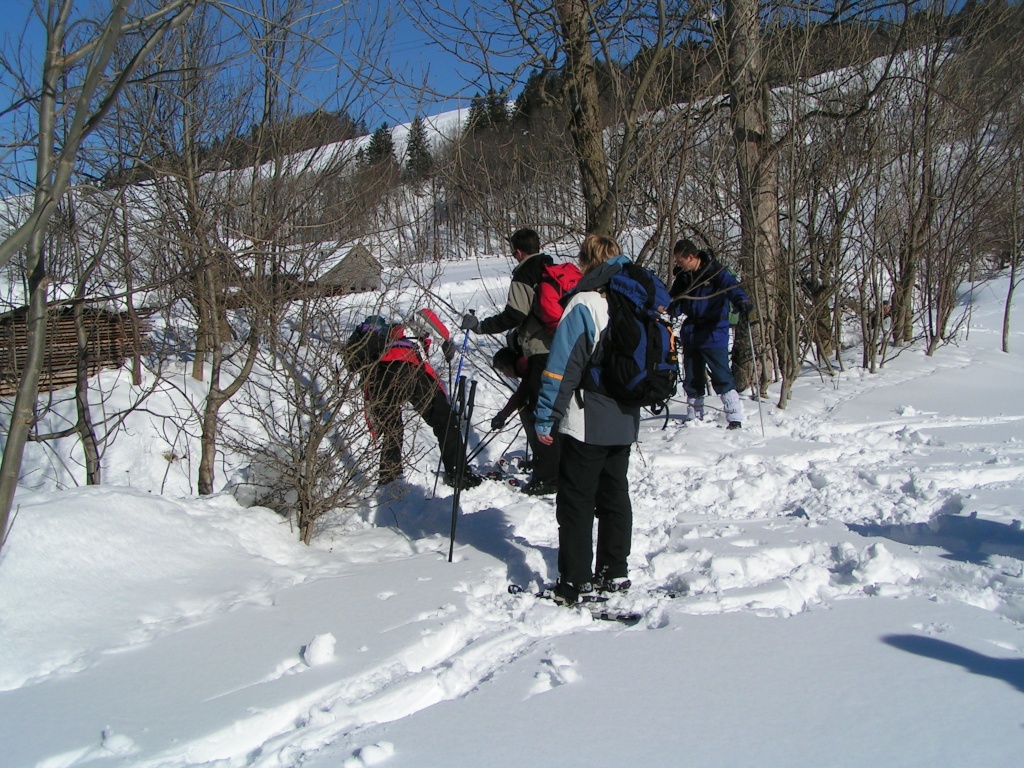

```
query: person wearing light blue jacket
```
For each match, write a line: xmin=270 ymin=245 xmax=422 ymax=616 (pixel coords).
xmin=535 ymin=234 xmax=640 ymax=606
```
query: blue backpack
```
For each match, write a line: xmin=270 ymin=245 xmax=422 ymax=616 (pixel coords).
xmin=585 ymin=263 xmax=678 ymax=409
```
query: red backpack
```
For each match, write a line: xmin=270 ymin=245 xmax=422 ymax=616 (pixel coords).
xmin=535 ymin=261 xmax=582 ymax=334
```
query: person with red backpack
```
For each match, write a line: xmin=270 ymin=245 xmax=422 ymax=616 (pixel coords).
xmin=460 ymin=228 xmax=579 ymax=495
xmin=345 ymin=313 xmax=481 ymax=490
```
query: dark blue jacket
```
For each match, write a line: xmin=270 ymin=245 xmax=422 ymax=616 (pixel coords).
xmin=668 ymin=255 xmax=750 ymax=350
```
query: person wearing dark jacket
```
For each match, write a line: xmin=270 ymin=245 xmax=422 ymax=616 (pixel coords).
xmin=534 ymin=234 xmax=640 ymax=605
xmin=668 ymin=240 xmax=753 ymax=429
xmin=490 ymin=346 xmax=530 ymax=432
xmin=460 ymin=227 xmax=560 ymax=495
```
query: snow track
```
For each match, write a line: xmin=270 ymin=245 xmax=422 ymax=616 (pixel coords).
xmin=3 ymin=273 xmax=1023 ymax=767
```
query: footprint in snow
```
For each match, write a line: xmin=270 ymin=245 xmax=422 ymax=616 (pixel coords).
xmin=528 ymin=654 xmax=580 ymax=697
xmin=301 ymin=632 xmax=337 ymax=667
xmin=343 ymin=740 xmax=395 ymax=767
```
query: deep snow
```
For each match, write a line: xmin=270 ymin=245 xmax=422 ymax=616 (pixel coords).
xmin=2 ymin=262 xmax=1023 ymax=767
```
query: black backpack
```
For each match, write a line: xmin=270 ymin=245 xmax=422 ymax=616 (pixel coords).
xmin=343 ymin=316 xmax=396 ymax=371
xmin=585 ymin=263 xmax=678 ymax=409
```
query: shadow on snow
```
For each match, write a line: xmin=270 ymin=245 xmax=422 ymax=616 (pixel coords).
xmin=370 ymin=480 xmax=557 ymax=586
xmin=848 ymin=513 xmax=1024 ymax=565
xmin=883 ymin=634 xmax=1024 ymax=695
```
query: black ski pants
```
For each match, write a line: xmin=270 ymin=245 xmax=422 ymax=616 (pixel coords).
xmin=555 ymin=434 xmax=633 ymax=586
xmin=366 ymin=361 xmax=464 ymax=484
xmin=525 ymin=353 xmax=561 ymax=482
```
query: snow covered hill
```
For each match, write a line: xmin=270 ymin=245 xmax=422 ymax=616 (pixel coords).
xmin=1 ymin=264 xmax=1022 ymax=767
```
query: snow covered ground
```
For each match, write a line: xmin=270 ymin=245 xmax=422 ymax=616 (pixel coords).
xmin=2 ymin=262 xmax=1023 ymax=767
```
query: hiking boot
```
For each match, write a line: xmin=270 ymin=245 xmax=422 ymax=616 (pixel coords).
xmin=593 ymin=575 xmax=631 ymax=593
xmin=721 ymin=389 xmax=744 ymax=425
xmin=548 ymin=580 xmax=592 ymax=606
xmin=727 ymin=421 xmax=742 ymax=430
xmin=445 ymin=471 xmax=483 ymax=490
xmin=522 ymin=478 xmax=558 ymax=496
xmin=686 ymin=396 xmax=705 ymax=421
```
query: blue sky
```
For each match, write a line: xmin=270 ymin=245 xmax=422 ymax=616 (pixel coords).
xmin=291 ymin=1 xmax=492 ymax=126
xmin=0 ymin=0 xmax=503 ymax=192
xmin=359 ymin=0 xmax=521 ymax=126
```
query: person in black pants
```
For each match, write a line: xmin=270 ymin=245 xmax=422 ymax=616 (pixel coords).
xmin=347 ymin=316 xmax=480 ymax=489
xmin=461 ymin=227 xmax=561 ymax=496
xmin=364 ymin=359 xmax=477 ymax=488
xmin=534 ymin=234 xmax=640 ymax=604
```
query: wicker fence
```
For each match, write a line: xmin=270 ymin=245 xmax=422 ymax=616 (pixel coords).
xmin=0 ymin=304 xmax=152 ymax=397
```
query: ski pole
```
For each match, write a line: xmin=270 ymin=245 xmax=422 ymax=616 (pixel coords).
xmin=434 ymin=311 xmax=475 ymax=497
xmin=462 ymin=380 xmax=477 ymax=479
xmin=433 ymin=374 xmax=467 ymax=498
xmin=453 ymin=310 xmax=474 ymax=385
xmin=449 ymin=378 xmax=476 ymax=563
xmin=467 ymin=419 xmax=523 ymax=465
xmin=746 ymin=317 xmax=765 ymax=437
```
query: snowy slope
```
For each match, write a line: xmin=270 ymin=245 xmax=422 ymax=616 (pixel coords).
xmin=1 ymin=266 xmax=1023 ymax=768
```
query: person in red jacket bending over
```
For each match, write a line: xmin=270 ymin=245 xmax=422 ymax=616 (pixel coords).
xmin=345 ymin=310 xmax=482 ymax=489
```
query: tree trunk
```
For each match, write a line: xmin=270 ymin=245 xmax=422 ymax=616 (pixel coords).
xmin=0 ymin=6 xmax=65 ymax=550
xmin=725 ymin=0 xmax=781 ymax=401
xmin=74 ymin=301 xmax=102 ymax=485
xmin=0 ymin=1 xmax=199 ymax=551
xmin=554 ymin=0 xmax=613 ymax=235
xmin=197 ymin=328 xmax=259 ymax=495
xmin=122 ymin=206 xmax=144 ymax=385
xmin=197 ymin=387 xmax=225 ymax=495
xmin=1005 ymin=252 xmax=1018 ymax=354
xmin=0 ymin=249 xmax=49 ymax=542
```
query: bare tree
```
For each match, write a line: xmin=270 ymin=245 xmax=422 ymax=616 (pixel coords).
xmin=1005 ymin=129 xmax=1024 ymax=353
xmin=228 ymin=283 xmax=396 ymax=544
xmin=1 ymin=0 xmax=404 ymax=534
xmin=0 ymin=0 xmax=200 ymax=554
xmin=110 ymin=0 xmax=389 ymax=497
xmin=723 ymin=0 xmax=784 ymax=400
xmin=409 ymin=0 xmax=715 ymax=238
xmin=957 ymin=1 xmax=1024 ymax=355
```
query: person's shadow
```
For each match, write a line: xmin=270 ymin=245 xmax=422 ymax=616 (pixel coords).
xmin=372 ymin=481 xmax=556 ymax=586
xmin=848 ymin=510 xmax=1024 ymax=565
xmin=884 ymin=634 xmax=1024 ymax=694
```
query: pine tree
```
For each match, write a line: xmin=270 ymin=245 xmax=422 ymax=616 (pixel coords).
xmin=364 ymin=123 xmax=397 ymax=166
xmin=466 ymin=94 xmax=486 ymax=134
xmin=465 ymin=90 xmax=509 ymax=136
xmin=486 ymin=91 xmax=509 ymax=128
xmin=404 ymin=116 xmax=433 ymax=180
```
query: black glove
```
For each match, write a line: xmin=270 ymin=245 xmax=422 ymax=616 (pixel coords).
xmin=490 ymin=414 xmax=507 ymax=431
xmin=460 ymin=312 xmax=479 ymax=331
xmin=738 ymin=301 xmax=754 ymax=317
xmin=441 ymin=338 xmax=455 ymax=362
